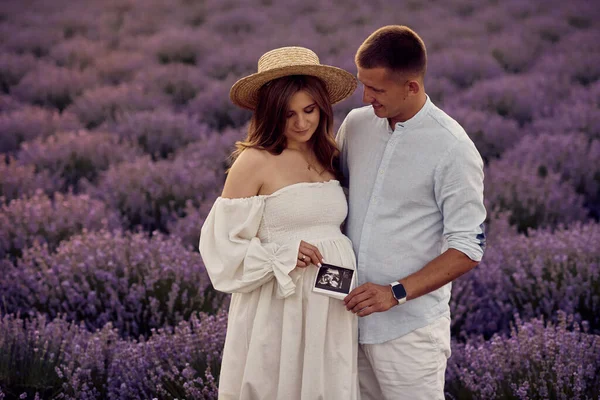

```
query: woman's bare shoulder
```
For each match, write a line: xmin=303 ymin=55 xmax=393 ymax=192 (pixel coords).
xmin=221 ymin=148 xmax=272 ymax=199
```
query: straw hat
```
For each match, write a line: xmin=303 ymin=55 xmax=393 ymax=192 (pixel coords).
xmin=230 ymin=46 xmax=357 ymax=110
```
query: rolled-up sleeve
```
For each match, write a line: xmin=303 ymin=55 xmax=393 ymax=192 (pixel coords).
xmin=434 ymin=140 xmax=487 ymax=262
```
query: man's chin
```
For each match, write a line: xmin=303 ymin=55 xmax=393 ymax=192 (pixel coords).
xmin=372 ymin=105 xmax=386 ymax=117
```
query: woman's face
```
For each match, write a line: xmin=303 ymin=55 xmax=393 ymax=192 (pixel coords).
xmin=283 ymin=90 xmax=320 ymax=146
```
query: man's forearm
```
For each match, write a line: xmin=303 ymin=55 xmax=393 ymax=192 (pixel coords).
xmin=399 ymin=248 xmax=479 ymax=301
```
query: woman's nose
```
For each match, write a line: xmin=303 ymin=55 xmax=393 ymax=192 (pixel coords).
xmin=295 ymin=115 xmax=308 ymax=129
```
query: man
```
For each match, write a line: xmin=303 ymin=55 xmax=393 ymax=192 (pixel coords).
xmin=337 ymin=25 xmax=486 ymax=400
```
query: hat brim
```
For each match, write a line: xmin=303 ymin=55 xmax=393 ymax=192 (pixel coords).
xmin=229 ymin=64 xmax=357 ymax=110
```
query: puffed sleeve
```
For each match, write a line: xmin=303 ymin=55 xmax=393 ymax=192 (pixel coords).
xmin=199 ymin=196 xmax=302 ymax=298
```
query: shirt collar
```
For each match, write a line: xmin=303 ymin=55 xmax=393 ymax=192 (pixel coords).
xmin=393 ymin=94 xmax=431 ymax=131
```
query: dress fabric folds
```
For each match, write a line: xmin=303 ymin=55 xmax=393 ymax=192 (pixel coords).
xmin=200 ymin=180 xmax=358 ymax=400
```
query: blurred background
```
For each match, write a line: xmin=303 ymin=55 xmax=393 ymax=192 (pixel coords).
xmin=0 ymin=0 xmax=599 ymax=398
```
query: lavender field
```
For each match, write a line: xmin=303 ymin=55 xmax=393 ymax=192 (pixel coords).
xmin=0 ymin=0 xmax=599 ymax=398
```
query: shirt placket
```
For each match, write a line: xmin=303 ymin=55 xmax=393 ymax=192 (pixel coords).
xmin=356 ymin=127 xmax=402 ymax=283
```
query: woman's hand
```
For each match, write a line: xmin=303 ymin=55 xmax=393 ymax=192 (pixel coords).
xmin=296 ymin=240 xmax=325 ymax=268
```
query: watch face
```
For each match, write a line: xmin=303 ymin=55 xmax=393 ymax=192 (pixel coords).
xmin=392 ymin=283 xmax=407 ymax=300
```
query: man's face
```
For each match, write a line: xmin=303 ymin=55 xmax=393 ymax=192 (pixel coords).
xmin=356 ymin=66 xmax=409 ymax=123
xmin=322 ymin=268 xmax=341 ymax=288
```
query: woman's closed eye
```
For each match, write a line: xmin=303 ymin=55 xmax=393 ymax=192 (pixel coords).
xmin=286 ymin=107 xmax=316 ymax=118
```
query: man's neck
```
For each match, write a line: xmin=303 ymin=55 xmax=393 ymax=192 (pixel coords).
xmin=388 ymin=94 xmax=427 ymax=128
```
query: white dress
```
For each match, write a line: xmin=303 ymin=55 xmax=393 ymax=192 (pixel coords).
xmin=199 ymin=180 xmax=359 ymax=400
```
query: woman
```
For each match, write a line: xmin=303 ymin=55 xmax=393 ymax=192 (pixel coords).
xmin=199 ymin=46 xmax=358 ymax=400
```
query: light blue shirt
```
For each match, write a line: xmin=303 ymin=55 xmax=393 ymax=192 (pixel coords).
xmin=337 ymin=96 xmax=487 ymax=344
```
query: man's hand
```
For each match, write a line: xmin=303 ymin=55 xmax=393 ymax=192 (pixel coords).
xmin=344 ymin=282 xmax=398 ymax=317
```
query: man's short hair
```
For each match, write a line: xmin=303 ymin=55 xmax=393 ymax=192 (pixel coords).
xmin=355 ymin=25 xmax=427 ymax=78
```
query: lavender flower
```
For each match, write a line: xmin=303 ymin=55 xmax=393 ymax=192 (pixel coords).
xmin=0 ymin=190 xmax=122 ymax=259
xmin=445 ymin=107 xmax=521 ymax=161
xmin=205 ymin=6 xmax=270 ymax=37
xmin=67 ymin=84 xmax=169 ymax=129
xmin=448 ymin=73 xmax=570 ymax=125
xmin=105 ymin=311 xmax=227 ymax=399
xmin=132 ymin=64 xmax=207 ymax=107
xmin=3 ymin=229 xmax=217 ymax=337
xmin=427 ymin=49 xmax=504 ymax=89
xmin=167 ymin=199 xmax=216 ymax=251
xmin=0 ymin=52 xmax=39 ymax=93
xmin=113 ymin=111 xmax=210 ymax=159
xmin=0 ymin=310 xmax=225 ymax=400
xmin=93 ymin=51 xmax=150 ymax=86
xmin=17 ymin=130 xmax=143 ymax=191
xmin=501 ymin=133 xmax=600 ymax=213
xmin=11 ymin=65 xmax=97 ymax=112
xmin=0 ymin=157 xmax=58 ymax=204
xmin=489 ymin=28 xmax=545 ymax=73
xmin=87 ymin=147 xmax=224 ymax=232
xmin=529 ymin=99 xmax=600 ymax=141
xmin=137 ymin=27 xmax=211 ymax=66
xmin=484 ymin=160 xmax=588 ymax=232
xmin=446 ymin=313 xmax=600 ymax=399
xmin=2 ymin=25 xmax=61 ymax=58
xmin=451 ymin=221 xmax=600 ymax=338
xmin=48 ymin=37 xmax=108 ymax=70
xmin=186 ymin=77 xmax=252 ymax=130
xmin=0 ymin=94 xmax=23 ymax=112
xmin=0 ymin=313 xmax=79 ymax=400
xmin=0 ymin=106 xmax=82 ymax=154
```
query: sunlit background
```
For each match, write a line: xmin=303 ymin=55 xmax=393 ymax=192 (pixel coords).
xmin=1 ymin=0 xmax=599 ymax=398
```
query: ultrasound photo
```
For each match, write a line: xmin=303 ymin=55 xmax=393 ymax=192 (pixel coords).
xmin=312 ymin=263 xmax=356 ymax=300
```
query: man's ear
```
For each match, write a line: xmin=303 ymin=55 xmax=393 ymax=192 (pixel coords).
xmin=408 ymin=80 xmax=421 ymax=95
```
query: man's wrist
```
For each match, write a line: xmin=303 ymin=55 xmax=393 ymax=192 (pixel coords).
xmin=389 ymin=281 xmax=407 ymax=305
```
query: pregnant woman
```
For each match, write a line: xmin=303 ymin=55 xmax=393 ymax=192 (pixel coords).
xmin=199 ymin=46 xmax=358 ymax=400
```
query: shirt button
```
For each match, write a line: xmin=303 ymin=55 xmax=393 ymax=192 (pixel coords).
xmin=379 ymin=169 xmax=385 ymax=175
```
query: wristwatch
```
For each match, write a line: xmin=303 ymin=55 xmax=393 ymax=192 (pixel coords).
xmin=390 ymin=281 xmax=407 ymax=305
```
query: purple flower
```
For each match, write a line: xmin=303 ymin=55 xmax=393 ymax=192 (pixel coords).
xmin=2 ymin=229 xmax=218 ymax=337
xmin=0 ymin=106 xmax=82 ymax=154
xmin=0 ymin=190 xmax=122 ymax=259
xmin=135 ymin=27 xmax=212 ymax=66
xmin=447 ymin=313 xmax=600 ymax=399
xmin=0 ymin=94 xmax=23 ymax=112
xmin=529 ymin=101 xmax=600 ymax=141
xmin=447 ymin=73 xmax=570 ymax=125
xmin=501 ymin=133 xmax=600 ymax=214
xmin=48 ymin=37 xmax=109 ymax=70
xmin=67 ymin=83 xmax=169 ymax=129
xmin=451 ymin=221 xmax=600 ymax=338
xmin=0 ymin=157 xmax=59 ymax=204
xmin=17 ymin=130 xmax=143 ymax=191
xmin=427 ymin=49 xmax=504 ymax=89
xmin=87 ymin=128 xmax=235 ymax=232
xmin=93 ymin=51 xmax=150 ymax=86
xmin=445 ymin=107 xmax=521 ymax=161
xmin=11 ymin=64 xmax=97 ymax=112
xmin=113 ymin=111 xmax=211 ymax=159
xmin=132 ymin=64 xmax=207 ymax=106
xmin=1 ymin=23 xmax=61 ymax=57
xmin=186 ymin=77 xmax=252 ymax=130
xmin=485 ymin=159 xmax=588 ymax=232
xmin=0 ymin=52 xmax=39 ymax=93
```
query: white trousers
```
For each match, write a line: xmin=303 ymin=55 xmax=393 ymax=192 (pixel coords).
xmin=358 ymin=316 xmax=451 ymax=400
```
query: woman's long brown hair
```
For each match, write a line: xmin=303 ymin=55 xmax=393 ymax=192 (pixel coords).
xmin=230 ymin=75 xmax=341 ymax=179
